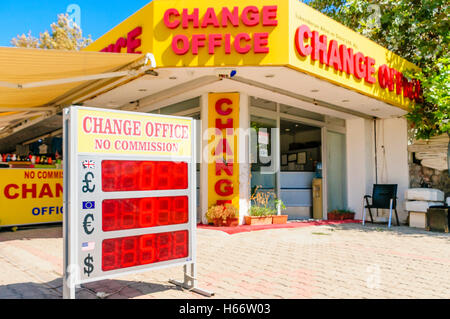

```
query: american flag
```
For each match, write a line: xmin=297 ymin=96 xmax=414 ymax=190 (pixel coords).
xmin=81 ymin=242 xmax=95 ymax=252
xmin=82 ymin=160 xmax=95 ymax=169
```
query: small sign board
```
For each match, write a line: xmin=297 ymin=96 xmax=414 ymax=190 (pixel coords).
xmin=62 ymin=106 xmax=201 ymax=299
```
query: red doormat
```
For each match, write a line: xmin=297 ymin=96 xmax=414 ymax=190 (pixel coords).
xmin=197 ymin=220 xmax=361 ymax=235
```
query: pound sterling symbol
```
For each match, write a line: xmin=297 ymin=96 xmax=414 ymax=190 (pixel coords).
xmin=82 ymin=172 xmax=95 ymax=193
xmin=83 ymin=214 xmax=95 ymax=235
xmin=84 ymin=254 xmax=94 ymax=277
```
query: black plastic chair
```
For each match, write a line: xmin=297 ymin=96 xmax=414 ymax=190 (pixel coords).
xmin=363 ymin=184 xmax=399 ymax=228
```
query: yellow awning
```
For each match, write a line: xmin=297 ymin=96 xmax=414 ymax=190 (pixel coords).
xmin=0 ymin=47 xmax=146 ymax=112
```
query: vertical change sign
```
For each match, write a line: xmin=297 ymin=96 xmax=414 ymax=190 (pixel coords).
xmin=63 ymin=106 xmax=212 ymax=299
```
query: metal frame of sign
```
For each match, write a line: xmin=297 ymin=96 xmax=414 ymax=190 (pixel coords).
xmin=62 ymin=106 xmax=212 ymax=299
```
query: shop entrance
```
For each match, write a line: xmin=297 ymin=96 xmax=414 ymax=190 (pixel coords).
xmin=279 ymin=120 xmax=322 ymax=220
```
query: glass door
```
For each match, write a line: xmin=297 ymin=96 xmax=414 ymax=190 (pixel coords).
xmin=326 ymin=130 xmax=347 ymax=212
xmin=250 ymin=115 xmax=278 ymax=203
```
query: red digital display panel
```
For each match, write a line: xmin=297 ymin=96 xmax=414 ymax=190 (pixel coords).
xmin=102 ymin=160 xmax=188 ymax=192
xmin=102 ymin=230 xmax=189 ymax=271
xmin=102 ymin=196 xmax=189 ymax=232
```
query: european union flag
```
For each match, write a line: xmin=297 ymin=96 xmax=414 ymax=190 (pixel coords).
xmin=82 ymin=201 xmax=95 ymax=210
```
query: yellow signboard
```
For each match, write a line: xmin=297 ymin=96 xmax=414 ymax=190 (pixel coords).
xmin=77 ymin=108 xmax=192 ymax=157
xmin=0 ymin=169 xmax=63 ymax=227
xmin=207 ymin=93 xmax=240 ymax=214
xmin=86 ymin=0 xmax=420 ymax=110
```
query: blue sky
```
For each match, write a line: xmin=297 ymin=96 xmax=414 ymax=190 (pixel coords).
xmin=0 ymin=0 xmax=152 ymax=46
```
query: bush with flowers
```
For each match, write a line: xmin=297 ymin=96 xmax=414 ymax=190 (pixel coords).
xmin=206 ymin=203 xmax=238 ymax=226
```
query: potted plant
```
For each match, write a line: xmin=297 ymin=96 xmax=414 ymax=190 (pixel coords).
xmin=245 ymin=206 xmax=273 ymax=225
xmin=206 ymin=204 xmax=239 ymax=227
xmin=327 ymin=209 xmax=355 ymax=221
xmin=206 ymin=205 xmax=226 ymax=226
xmin=223 ymin=203 xmax=239 ymax=227
xmin=245 ymin=187 xmax=275 ymax=225
xmin=271 ymin=199 xmax=288 ymax=224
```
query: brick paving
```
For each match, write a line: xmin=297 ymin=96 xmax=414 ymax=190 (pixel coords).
xmin=0 ymin=223 xmax=449 ymax=299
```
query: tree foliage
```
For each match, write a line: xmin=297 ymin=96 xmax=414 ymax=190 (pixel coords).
xmin=11 ymin=13 xmax=92 ymax=51
xmin=305 ymin=0 xmax=449 ymax=140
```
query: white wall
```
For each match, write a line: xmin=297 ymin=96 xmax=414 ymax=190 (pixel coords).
xmin=346 ymin=119 xmax=375 ymax=219
xmin=375 ymin=118 xmax=410 ymax=223
xmin=346 ymin=117 xmax=409 ymax=224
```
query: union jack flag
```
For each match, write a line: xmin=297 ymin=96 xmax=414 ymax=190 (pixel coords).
xmin=82 ymin=160 xmax=95 ymax=169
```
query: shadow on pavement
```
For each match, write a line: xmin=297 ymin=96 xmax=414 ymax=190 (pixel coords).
xmin=0 ymin=277 xmax=184 ymax=299
xmin=0 ymin=224 xmax=62 ymax=243
xmin=326 ymin=222 xmax=450 ymax=239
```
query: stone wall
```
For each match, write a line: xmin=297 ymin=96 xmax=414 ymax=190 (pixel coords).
xmin=409 ymin=163 xmax=450 ymax=198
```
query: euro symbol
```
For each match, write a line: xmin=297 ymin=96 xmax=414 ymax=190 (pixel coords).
xmin=83 ymin=214 xmax=95 ymax=235
xmin=82 ymin=172 xmax=95 ymax=193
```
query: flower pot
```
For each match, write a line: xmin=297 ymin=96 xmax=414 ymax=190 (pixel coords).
xmin=327 ymin=212 xmax=337 ymax=220
xmin=212 ymin=218 xmax=225 ymax=227
xmin=244 ymin=216 xmax=273 ymax=225
xmin=226 ymin=217 xmax=239 ymax=227
xmin=272 ymin=215 xmax=288 ymax=224
xmin=344 ymin=213 xmax=355 ymax=220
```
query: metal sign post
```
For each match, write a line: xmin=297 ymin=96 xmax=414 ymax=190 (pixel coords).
xmin=63 ymin=106 xmax=213 ymax=299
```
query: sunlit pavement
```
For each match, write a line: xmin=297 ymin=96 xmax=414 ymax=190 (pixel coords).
xmin=0 ymin=223 xmax=449 ymax=299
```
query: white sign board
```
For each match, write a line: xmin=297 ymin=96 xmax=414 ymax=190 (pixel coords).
xmin=62 ymin=106 xmax=208 ymax=299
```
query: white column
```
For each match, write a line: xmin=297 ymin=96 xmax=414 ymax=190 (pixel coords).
xmin=375 ymin=117 xmax=409 ymax=223
xmin=200 ymin=94 xmax=209 ymax=225
xmin=345 ymin=118 xmax=375 ymax=220
xmin=238 ymin=93 xmax=250 ymax=225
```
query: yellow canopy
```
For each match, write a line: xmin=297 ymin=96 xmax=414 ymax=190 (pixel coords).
xmin=0 ymin=47 xmax=146 ymax=112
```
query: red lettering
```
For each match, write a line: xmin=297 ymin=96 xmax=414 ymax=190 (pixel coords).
xmin=83 ymin=116 xmax=92 ymax=133
xmin=295 ymin=25 xmax=312 ymax=57
xmin=395 ymin=70 xmax=403 ymax=95
xmin=340 ymin=45 xmax=354 ymax=75
xmin=254 ymin=33 xmax=269 ymax=54
xmin=215 ymin=179 xmax=234 ymax=197
xmin=241 ymin=6 xmax=259 ymax=27
xmin=216 ymin=118 xmax=234 ymax=130
xmin=215 ymin=98 xmax=233 ymax=115
xmin=311 ymin=31 xmax=328 ymax=64
xmin=365 ymin=57 xmax=376 ymax=84
xmin=234 ymin=33 xmax=251 ymax=54
xmin=182 ymin=8 xmax=199 ymax=29
xmin=224 ymin=34 xmax=232 ymax=54
xmin=4 ymin=184 xmax=19 ymax=199
xmin=114 ymin=37 xmax=127 ymax=53
xmin=201 ymin=8 xmax=220 ymax=28
xmin=215 ymin=138 xmax=233 ymax=156
xmin=127 ymin=27 xmax=142 ymax=54
xmin=327 ymin=40 xmax=342 ymax=71
xmin=22 ymin=184 xmax=37 ymax=199
xmin=172 ymin=34 xmax=190 ymax=55
xmin=192 ymin=34 xmax=206 ymax=55
xmin=39 ymin=183 xmax=53 ymax=199
xmin=215 ymin=162 xmax=234 ymax=176
xmin=262 ymin=6 xmax=278 ymax=26
xmin=378 ymin=65 xmax=389 ymax=89
xmin=353 ymin=52 xmax=365 ymax=79
xmin=55 ymin=183 xmax=63 ymax=198
xmin=164 ymin=8 xmax=180 ymax=29
xmin=217 ymin=200 xmax=232 ymax=206
xmin=209 ymin=34 xmax=222 ymax=54
xmin=222 ymin=7 xmax=239 ymax=27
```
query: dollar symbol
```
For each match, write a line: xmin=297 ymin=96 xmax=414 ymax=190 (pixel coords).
xmin=84 ymin=254 xmax=94 ymax=277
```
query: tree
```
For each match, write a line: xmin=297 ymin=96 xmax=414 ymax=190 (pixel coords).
xmin=304 ymin=0 xmax=449 ymax=141
xmin=11 ymin=13 xmax=92 ymax=51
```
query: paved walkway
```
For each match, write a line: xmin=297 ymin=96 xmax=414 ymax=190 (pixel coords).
xmin=0 ymin=223 xmax=449 ymax=299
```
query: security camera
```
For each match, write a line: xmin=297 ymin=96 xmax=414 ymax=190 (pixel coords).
xmin=215 ymin=68 xmax=237 ymax=79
